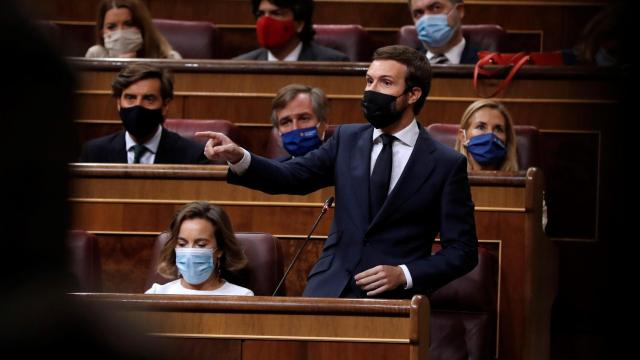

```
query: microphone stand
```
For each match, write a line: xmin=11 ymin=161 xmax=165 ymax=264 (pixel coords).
xmin=272 ymin=196 xmax=334 ymax=296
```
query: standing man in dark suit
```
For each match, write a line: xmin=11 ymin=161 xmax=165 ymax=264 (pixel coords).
xmin=79 ymin=63 xmax=207 ymax=164
xmin=198 ymin=45 xmax=478 ymax=299
xmin=234 ymin=0 xmax=350 ymax=62
xmin=409 ymin=0 xmax=478 ymax=64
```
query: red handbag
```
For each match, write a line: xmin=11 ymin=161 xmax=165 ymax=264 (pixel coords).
xmin=473 ymin=51 xmax=566 ymax=98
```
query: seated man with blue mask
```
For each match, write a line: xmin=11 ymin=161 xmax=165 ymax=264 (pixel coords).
xmin=271 ymin=84 xmax=328 ymax=160
xmin=409 ymin=0 xmax=476 ymax=64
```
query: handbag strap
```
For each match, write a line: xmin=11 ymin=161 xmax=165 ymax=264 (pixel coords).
xmin=474 ymin=52 xmax=531 ymax=98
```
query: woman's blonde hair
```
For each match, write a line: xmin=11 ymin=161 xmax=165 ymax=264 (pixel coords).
xmin=96 ymin=0 xmax=175 ymax=58
xmin=157 ymin=202 xmax=247 ymax=279
xmin=454 ymin=99 xmax=518 ymax=172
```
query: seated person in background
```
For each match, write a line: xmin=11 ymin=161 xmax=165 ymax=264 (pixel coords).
xmin=454 ymin=99 xmax=518 ymax=171
xmin=567 ymin=4 xmax=621 ymax=66
xmin=146 ymin=201 xmax=254 ymax=295
xmin=409 ymin=0 xmax=476 ymax=64
xmin=272 ymin=84 xmax=329 ymax=160
xmin=79 ymin=63 xmax=207 ymax=164
xmin=86 ymin=0 xmax=181 ymax=59
xmin=234 ymin=0 xmax=349 ymax=61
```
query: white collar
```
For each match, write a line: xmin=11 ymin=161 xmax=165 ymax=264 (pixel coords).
xmin=427 ymin=37 xmax=466 ymax=65
xmin=125 ymin=125 xmax=162 ymax=154
xmin=267 ymin=42 xmax=303 ymax=61
xmin=372 ymin=119 xmax=419 ymax=147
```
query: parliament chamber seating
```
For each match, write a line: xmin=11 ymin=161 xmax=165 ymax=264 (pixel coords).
xmin=429 ymin=247 xmax=498 ymax=360
xmin=66 ymin=230 xmax=102 ymax=292
xmin=426 ymin=123 xmax=541 ymax=169
xmin=145 ymin=232 xmax=285 ymax=296
xmin=265 ymin=124 xmax=338 ymax=159
xmin=313 ymin=24 xmax=372 ymax=62
xmin=397 ymin=24 xmax=505 ymax=54
xmin=152 ymin=19 xmax=218 ymax=59
xmin=164 ymin=119 xmax=240 ymax=145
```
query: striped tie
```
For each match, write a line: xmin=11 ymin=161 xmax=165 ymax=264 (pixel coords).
xmin=431 ymin=54 xmax=449 ymax=64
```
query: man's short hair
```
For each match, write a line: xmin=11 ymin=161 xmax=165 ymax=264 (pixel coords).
xmin=111 ymin=63 xmax=174 ymax=101
xmin=372 ymin=45 xmax=432 ymax=115
xmin=271 ymin=84 xmax=328 ymax=127
xmin=251 ymin=0 xmax=316 ymax=44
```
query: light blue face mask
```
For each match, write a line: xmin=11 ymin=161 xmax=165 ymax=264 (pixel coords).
xmin=175 ymin=248 xmax=215 ymax=285
xmin=415 ymin=8 xmax=457 ymax=48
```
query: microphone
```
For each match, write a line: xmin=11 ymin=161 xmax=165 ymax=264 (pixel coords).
xmin=272 ymin=196 xmax=334 ymax=296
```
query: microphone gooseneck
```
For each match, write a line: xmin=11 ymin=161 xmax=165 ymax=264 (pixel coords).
xmin=272 ymin=196 xmax=334 ymax=296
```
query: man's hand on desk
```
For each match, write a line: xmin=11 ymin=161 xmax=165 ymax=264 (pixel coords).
xmin=196 ymin=131 xmax=245 ymax=164
xmin=354 ymin=265 xmax=406 ymax=296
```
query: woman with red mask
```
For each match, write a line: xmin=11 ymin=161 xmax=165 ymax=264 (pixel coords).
xmin=234 ymin=0 xmax=349 ymax=61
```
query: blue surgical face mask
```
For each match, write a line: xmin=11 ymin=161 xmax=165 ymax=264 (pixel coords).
xmin=175 ymin=248 xmax=215 ymax=285
xmin=594 ymin=47 xmax=616 ymax=67
xmin=415 ymin=8 xmax=458 ymax=48
xmin=464 ymin=132 xmax=507 ymax=167
xmin=281 ymin=125 xmax=323 ymax=157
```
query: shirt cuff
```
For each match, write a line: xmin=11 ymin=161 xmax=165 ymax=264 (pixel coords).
xmin=228 ymin=148 xmax=251 ymax=175
xmin=399 ymin=264 xmax=413 ymax=290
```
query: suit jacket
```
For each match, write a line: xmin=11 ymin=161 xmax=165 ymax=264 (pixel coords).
xmin=79 ymin=128 xmax=208 ymax=164
xmin=234 ymin=42 xmax=350 ymax=61
xmin=417 ymin=41 xmax=479 ymax=64
xmin=228 ymin=123 xmax=478 ymax=298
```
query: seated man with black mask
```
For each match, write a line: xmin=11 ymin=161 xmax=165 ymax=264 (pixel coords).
xmin=79 ymin=63 xmax=208 ymax=164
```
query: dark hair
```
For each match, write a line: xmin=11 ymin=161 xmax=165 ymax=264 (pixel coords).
xmin=158 ymin=202 xmax=248 ymax=279
xmin=271 ymin=84 xmax=328 ymax=127
xmin=111 ymin=63 xmax=173 ymax=101
xmin=95 ymin=0 xmax=175 ymax=58
xmin=372 ymin=45 xmax=432 ymax=115
xmin=251 ymin=0 xmax=316 ymax=44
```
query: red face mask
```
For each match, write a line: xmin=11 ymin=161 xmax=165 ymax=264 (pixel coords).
xmin=256 ymin=16 xmax=298 ymax=49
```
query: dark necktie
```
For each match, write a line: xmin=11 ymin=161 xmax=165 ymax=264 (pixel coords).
xmin=132 ymin=144 xmax=148 ymax=164
xmin=369 ymin=134 xmax=395 ymax=219
xmin=431 ymin=53 xmax=449 ymax=64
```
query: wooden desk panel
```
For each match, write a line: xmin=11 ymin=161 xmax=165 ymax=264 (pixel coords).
xmin=75 ymin=294 xmax=430 ymax=360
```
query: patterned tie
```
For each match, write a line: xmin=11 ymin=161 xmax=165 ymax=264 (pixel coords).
xmin=369 ymin=134 xmax=396 ymax=219
xmin=132 ymin=144 xmax=148 ymax=164
xmin=431 ymin=53 xmax=449 ymax=64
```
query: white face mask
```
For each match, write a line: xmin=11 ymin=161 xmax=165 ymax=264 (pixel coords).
xmin=103 ymin=29 xmax=143 ymax=57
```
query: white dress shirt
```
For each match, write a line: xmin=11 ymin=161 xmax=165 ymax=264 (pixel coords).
xmin=427 ymin=37 xmax=466 ymax=65
xmin=267 ymin=42 xmax=303 ymax=61
xmin=125 ymin=125 xmax=162 ymax=164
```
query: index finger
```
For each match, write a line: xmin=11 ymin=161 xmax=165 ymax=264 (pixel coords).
xmin=195 ymin=131 xmax=222 ymax=139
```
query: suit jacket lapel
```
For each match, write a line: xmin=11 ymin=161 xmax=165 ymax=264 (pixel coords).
xmin=368 ymin=126 xmax=437 ymax=230
xmin=350 ymin=126 xmax=374 ymax=228
xmin=111 ymin=131 xmax=127 ymax=163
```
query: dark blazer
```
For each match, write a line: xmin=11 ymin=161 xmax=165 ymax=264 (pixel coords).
xmin=234 ymin=42 xmax=350 ymax=61
xmin=460 ymin=43 xmax=480 ymax=64
xmin=228 ymin=123 xmax=478 ymax=298
xmin=79 ymin=128 xmax=208 ymax=164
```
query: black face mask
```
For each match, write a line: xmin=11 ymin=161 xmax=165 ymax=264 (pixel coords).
xmin=361 ymin=90 xmax=407 ymax=129
xmin=119 ymin=105 xmax=164 ymax=140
